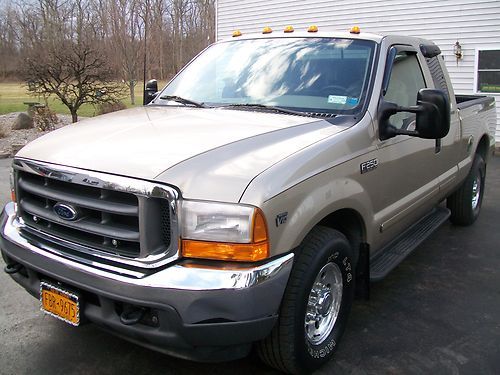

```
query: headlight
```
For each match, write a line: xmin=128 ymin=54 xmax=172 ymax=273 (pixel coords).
xmin=181 ymin=200 xmax=269 ymax=262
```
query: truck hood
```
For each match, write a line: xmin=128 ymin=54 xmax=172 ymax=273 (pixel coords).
xmin=18 ymin=106 xmax=347 ymax=202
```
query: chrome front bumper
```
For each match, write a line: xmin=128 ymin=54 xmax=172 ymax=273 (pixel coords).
xmin=1 ymin=201 xmax=294 ymax=359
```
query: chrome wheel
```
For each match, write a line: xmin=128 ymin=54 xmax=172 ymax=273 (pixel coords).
xmin=258 ymin=227 xmax=354 ymax=373
xmin=471 ymin=175 xmax=481 ymax=210
xmin=305 ymin=262 xmax=343 ymax=345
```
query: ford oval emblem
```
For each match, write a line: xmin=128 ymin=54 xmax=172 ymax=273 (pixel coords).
xmin=53 ymin=203 xmax=79 ymax=221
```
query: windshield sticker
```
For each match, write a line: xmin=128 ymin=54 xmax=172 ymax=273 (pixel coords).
xmin=347 ymin=97 xmax=359 ymax=106
xmin=327 ymin=95 xmax=347 ymax=104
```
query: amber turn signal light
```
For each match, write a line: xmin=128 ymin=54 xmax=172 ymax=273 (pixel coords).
xmin=182 ymin=240 xmax=269 ymax=262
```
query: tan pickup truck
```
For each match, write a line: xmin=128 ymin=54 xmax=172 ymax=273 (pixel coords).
xmin=1 ymin=28 xmax=496 ymax=374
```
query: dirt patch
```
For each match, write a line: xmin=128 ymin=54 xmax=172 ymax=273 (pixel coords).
xmin=0 ymin=112 xmax=78 ymax=158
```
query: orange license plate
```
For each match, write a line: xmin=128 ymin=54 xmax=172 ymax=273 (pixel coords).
xmin=40 ymin=281 xmax=80 ymax=326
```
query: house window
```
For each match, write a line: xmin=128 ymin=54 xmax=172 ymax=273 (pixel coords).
xmin=477 ymin=49 xmax=500 ymax=93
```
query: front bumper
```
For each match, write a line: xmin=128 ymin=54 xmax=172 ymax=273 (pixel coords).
xmin=0 ymin=202 xmax=293 ymax=361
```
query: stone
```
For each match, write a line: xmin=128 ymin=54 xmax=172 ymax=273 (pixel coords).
xmin=12 ymin=112 xmax=34 ymax=130
xmin=11 ymin=143 xmax=26 ymax=154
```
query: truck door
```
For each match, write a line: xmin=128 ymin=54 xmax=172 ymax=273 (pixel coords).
xmin=370 ymin=46 xmax=442 ymax=251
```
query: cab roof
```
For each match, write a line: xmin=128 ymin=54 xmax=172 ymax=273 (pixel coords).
xmin=220 ymin=29 xmax=385 ymax=43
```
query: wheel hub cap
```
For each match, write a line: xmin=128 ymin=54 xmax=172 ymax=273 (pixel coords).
xmin=305 ymin=262 xmax=343 ymax=345
xmin=318 ymin=292 xmax=333 ymax=316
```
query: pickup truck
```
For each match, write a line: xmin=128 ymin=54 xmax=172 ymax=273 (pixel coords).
xmin=1 ymin=27 xmax=497 ymax=374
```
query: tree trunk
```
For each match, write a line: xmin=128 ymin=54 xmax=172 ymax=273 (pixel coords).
xmin=129 ymin=80 xmax=135 ymax=105
xmin=71 ymin=109 xmax=78 ymax=123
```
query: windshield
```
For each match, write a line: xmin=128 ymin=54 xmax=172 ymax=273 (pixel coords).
xmin=157 ymin=37 xmax=376 ymax=115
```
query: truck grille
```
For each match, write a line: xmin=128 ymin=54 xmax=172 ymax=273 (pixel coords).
xmin=13 ymin=159 xmax=179 ymax=268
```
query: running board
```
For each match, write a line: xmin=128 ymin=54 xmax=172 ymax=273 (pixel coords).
xmin=370 ymin=207 xmax=451 ymax=282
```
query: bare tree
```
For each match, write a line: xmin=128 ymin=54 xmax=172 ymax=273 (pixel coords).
xmin=1 ymin=0 xmax=216 ymax=110
xmin=19 ymin=0 xmax=126 ymax=122
xmin=0 ymin=5 xmax=20 ymax=79
xmin=23 ymin=40 xmax=125 ymax=122
xmin=99 ymin=0 xmax=142 ymax=104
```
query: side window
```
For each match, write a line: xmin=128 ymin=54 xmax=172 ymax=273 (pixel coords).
xmin=426 ymin=55 xmax=450 ymax=100
xmin=384 ymin=52 xmax=426 ymax=129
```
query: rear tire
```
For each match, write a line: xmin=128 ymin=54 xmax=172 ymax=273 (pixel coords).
xmin=257 ymin=226 xmax=355 ymax=374
xmin=447 ymin=155 xmax=485 ymax=226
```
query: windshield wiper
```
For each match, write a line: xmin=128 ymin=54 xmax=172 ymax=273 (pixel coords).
xmin=221 ymin=103 xmax=316 ymax=117
xmin=159 ymin=95 xmax=207 ymax=108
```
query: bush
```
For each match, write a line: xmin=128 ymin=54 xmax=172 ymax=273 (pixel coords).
xmin=96 ymin=101 xmax=127 ymax=115
xmin=33 ymin=106 xmax=59 ymax=131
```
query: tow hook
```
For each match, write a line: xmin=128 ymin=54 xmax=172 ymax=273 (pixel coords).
xmin=120 ymin=306 xmax=146 ymax=325
xmin=4 ymin=263 xmax=23 ymax=274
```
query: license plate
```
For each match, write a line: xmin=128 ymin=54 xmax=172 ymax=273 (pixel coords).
xmin=40 ymin=281 xmax=80 ymax=326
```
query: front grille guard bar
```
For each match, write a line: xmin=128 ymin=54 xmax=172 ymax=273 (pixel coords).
xmin=12 ymin=158 xmax=180 ymax=270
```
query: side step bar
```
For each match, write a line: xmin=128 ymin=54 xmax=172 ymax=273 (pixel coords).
xmin=370 ymin=207 xmax=451 ymax=282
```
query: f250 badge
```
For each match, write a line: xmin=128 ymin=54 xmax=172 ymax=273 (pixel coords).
xmin=360 ymin=158 xmax=378 ymax=174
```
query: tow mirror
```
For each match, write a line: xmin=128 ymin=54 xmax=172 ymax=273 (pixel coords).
xmin=414 ymin=89 xmax=450 ymax=138
xmin=379 ymin=88 xmax=450 ymax=140
xmin=143 ymin=79 xmax=158 ymax=105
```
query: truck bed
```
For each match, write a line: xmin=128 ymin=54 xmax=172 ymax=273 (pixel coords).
xmin=455 ymin=94 xmax=495 ymax=110
xmin=456 ymin=94 xmax=497 ymax=159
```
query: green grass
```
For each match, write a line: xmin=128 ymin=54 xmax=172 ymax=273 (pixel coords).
xmin=0 ymin=82 xmax=157 ymax=118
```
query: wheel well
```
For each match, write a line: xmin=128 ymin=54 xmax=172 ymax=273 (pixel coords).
xmin=318 ymin=209 xmax=366 ymax=265
xmin=476 ymin=134 xmax=490 ymax=163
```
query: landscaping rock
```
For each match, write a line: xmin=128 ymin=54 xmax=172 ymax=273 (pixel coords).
xmin=12 ymin=112 xmax=34 ymax=130
xmin=11 ymin=143 xmax=26 ymax=154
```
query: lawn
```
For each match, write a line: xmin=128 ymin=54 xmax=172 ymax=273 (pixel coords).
xmin=0 ymin=82 xmax=159 ymax=118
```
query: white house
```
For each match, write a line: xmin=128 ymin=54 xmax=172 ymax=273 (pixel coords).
xmin=215 ymin=0 xmax=500 ymax=146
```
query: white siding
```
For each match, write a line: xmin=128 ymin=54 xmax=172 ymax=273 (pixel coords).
xmin=216 ymin=0 xmax=500 ymax=145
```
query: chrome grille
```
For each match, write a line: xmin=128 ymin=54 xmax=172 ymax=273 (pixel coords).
xmin=13 ymin=159 xmax=179 ymax=269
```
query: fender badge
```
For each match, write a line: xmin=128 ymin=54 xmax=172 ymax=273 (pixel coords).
xmin=276 ymin=212 xmax=288 ymax=227
xmin=360 ymin=158 xmax=378 ymax=174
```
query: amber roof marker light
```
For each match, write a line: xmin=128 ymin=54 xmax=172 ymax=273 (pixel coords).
xmin=350 ymin=25 xmax=361 ymax=34
xmin=284 ymin=25 xmax=294 ymax=33
xmin=262 ymin=26 xmax=273 ymax=34
xmin=232 ymin=30 xmax=242 ymax=37
xmin=308 ymin=25 xmax=319 ymax=33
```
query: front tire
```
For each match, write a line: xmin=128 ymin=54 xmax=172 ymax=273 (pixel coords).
xmin=447 ymin=155 xmax=486 ymax=226
xmin=257 ymin=226 xmax=355 ymax=374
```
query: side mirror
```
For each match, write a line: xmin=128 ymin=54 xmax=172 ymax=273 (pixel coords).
xmin=379 ymin=89 xmax=450 ymax=140
xmin=143 ymin=79 xmax=158 ymax=105
xmin=415 ymin=89 xmax=450 ymax=139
